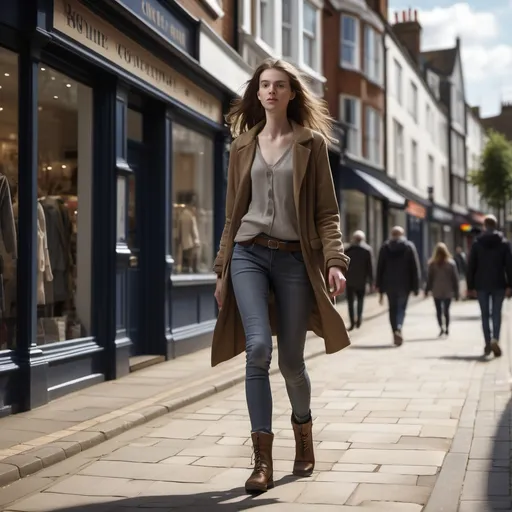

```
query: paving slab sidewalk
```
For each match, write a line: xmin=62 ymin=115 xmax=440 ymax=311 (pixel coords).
xmin=0 ymin=296 xmax=507 ymax=511
xmin=0 ymin=293 xmax=398 ymax=488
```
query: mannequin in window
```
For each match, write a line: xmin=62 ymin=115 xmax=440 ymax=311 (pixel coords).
xmin=178 ymin=192 xmax=200 ymax=273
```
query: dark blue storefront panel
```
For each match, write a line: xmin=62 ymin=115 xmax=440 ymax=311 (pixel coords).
xmin=0 ymin=0 xmax=231 ymax=413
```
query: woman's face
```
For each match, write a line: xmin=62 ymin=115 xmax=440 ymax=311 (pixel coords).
xmin=257 ymin=68 xmax=296 ymax=114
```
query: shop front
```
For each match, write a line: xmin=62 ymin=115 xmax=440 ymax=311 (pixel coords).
xmin=0 ymin=0 xmax=232 ymax=415
xmin=338 ymin=162 xmax=406 ymax=249
xmin=428 ymin=205 xmax=454 ymax=254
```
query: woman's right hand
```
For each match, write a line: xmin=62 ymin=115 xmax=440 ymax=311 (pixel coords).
xmin=214 ymin=277 xmax=223 ymax=309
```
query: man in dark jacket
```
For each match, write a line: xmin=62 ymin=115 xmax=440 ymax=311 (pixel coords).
xmin=376 ymin=226 xmax=421 ymax=346
xmin=466 ymin=214 xmax=512 ymax=357
xmin=345 ymin=230 xmax=374 ymax=331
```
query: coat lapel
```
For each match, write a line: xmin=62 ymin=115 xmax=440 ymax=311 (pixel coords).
xmin=292 ymin=123 xmax=314 ymax=220
xmin=231 ymin=141 xmax=256 ymax=225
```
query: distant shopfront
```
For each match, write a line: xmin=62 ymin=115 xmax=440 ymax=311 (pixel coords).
xmin=338 ymin=162 xmax=406 ymax=250
xmin=0 ymin=0 xmax=233 ymax=415
xmin=428 ymin=204 xmax=454 ymax=254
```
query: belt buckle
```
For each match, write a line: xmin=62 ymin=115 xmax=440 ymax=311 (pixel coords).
xmin=267 ymin=239 xmax=280 ymax=250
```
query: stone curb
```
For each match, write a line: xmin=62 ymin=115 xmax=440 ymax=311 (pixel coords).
xmin=0 ymin=298 xmax=408 ymax=488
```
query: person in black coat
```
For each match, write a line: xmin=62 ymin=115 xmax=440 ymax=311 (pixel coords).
xmin=466 ymin=214 xmax=512 ymax=357
xmin=344 ymin=230 xmax=374 ymax=330
xmin=376 ymin=226 xmax=421 ymax=346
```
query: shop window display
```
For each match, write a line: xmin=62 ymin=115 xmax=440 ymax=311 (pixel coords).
xmin=35 ymin=66 xmax=92 ymax=345
xmin=172 ymin=125 xmax=213 ymax=274
xmin=0 ymin=48 xmax=19 ymax=351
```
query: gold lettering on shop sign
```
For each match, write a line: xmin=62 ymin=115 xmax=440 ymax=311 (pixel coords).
xmin=55 ymin=0 xmax=221 ymax=123
xmin=140 ymin=0 xmax=187 ymax=48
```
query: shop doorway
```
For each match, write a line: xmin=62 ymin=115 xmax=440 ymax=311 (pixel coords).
xmin=126 ymin=140 xmax=142 ymax=356
xmin=124 ymin=107 xmax=165 ymax=371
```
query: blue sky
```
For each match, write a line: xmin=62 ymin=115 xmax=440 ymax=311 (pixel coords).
xmin=389 ymin=1 xmax=512 ymax=117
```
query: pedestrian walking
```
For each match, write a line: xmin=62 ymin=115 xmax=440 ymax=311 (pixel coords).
xmin=211 ymin=58 xmax=351 ymax=493
xmin=466 ymin=214 xmax=512 ymax=357
xmin=345 ymin=230 xmax=374 ymax=331
xmin=425 ymin=242 xmax=459 ymax=337
xmin=376 ymin=226 xmax=421 ymax=346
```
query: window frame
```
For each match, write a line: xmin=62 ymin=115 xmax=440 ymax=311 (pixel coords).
xmin=364 ymin=25 xmax=382 ymax=84
xmin=258 ymin=0 xmax=274 ymax=47
xmin=393 ymin=119 xmax=404 ymax=180
xmin=302 ymin=0 xmax=317 ymax=70
xmin=340 ymin=14 xmax=359 ymax=70
xmin=428 ymin=154 xmax=435 ymax=187
xmin=340 ymin=94 xmax=361 ymax=157
xmin=364 ymin=106 xmax=381 ymax=166
xmin=394 ymin=58 xmax=402 ymax=104
xmin=282 ymin=0 xmax=292 ymax=57
xmin=409 ymin=81 xmax=418 ymax=122
xmin=411 ymin=139 xmax=418 ymax=186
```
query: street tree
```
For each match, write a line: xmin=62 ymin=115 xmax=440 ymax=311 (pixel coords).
xmin=469 ymin=129 xmax=512 ymax=216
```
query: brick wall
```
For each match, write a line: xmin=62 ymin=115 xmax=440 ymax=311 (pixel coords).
xmin=176 ymin=0 xmax=236 ymax=47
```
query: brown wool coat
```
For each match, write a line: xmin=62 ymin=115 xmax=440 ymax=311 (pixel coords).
xmin=211 ymin=121 xmax=351 ymax=367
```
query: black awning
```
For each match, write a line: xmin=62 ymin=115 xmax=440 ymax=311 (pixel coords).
xmin=341 ymin=168 xmax=407 ymax=209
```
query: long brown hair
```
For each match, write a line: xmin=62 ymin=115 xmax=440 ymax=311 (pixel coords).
xmin=226 ymin=58 xmax=335 ymax=142
xmin=429 ymin=242 xmax=452 ymax=265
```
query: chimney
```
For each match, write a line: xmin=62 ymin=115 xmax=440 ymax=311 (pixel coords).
xmin=392 ymin=8 xmax=422 ymax=64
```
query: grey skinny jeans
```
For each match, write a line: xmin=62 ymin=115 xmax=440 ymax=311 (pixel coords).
xmin=230 ymin=242 xmax=314 ymax=434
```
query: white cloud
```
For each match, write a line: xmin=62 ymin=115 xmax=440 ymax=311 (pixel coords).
xmin=418 ymin=3 xmax=498 ymax=49
xmin=393 ymin=3 xmax=511 ymax=115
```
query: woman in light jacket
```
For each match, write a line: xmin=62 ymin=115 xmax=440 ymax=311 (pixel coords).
xmin=212 ymin=58 xmax=351 ymax=493
xmin=425 ymin=242 xmax=460 ymax=336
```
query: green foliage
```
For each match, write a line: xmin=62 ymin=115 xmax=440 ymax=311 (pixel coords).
xmin=469 ymin=130 xmax=512 ymax=209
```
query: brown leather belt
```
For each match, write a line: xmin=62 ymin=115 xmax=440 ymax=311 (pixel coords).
xmin=239 ymin=236 xmax=302 ymax=252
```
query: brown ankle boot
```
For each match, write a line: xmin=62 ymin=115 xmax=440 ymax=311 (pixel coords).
xmin=292 ymin=414 xmax=315 ymax=477
xmin=245 ymin=432 xmax=274 ymax=493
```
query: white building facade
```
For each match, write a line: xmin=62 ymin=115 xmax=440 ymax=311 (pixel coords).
xmin=239 ymin=0 xmax=326 ymax=95
xmin=466 ymin=107 xmax=487 ymax=218
xmin=385 ymin=28 xmax=450 ymax=263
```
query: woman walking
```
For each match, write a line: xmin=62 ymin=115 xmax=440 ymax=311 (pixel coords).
xmin=425 ymin=243 xmax=460 ymax=336
xmin=211 ymin=58 xmax=351 ymax=493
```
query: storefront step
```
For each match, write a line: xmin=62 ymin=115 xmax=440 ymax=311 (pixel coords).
xmin=129 ymin=356 xmax=166 ymax=373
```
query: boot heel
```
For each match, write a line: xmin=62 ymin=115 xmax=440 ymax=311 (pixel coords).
xmin=267 ymin=478 xmax=274 ymax=489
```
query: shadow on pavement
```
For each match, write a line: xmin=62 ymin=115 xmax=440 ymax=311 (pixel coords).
xmin=450 ymin=314 xmax=481 ymax=321
xmin=30 ymin=476 xmax=301 ymax=512
xmin=436 ymin=355 xmax=490 ymax=362
xmin=405 ymin=337 xmax=441 ymax=343
xmin=486 ymin=397 xmax=512 ymax=510
xmin=349 ymin=344 xmax=397 ymax=350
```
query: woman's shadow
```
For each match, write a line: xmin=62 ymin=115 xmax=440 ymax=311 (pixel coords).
xmin=23 ymin=475 xmax=300 ymax=512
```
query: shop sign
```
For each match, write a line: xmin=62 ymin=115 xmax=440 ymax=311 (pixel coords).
xmin=112 ymin=0 xmax=194 ymax=56
xmin=54 ymin=0 xmax=222 ymax=123
xmin=471 ymin=212 xmax=485 ymax=224
xmin=406 ymin=200 xmax=427 ymax=220
xmin=432 ymin=207 xmax=453 ymax=223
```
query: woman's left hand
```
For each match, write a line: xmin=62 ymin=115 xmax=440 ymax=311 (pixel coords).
xmin=328 ymin=266 xmax=346 ymax=297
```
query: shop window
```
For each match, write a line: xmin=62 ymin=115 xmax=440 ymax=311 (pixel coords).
xmin=36 ymin=66 xmax=92 ymax=345
xmin=0 ymin=48 xmax=19 ymax=351
xmin=344 ymin=190 xmax=367 ymax=241
xmin=172 ymin=125 xmax=213 ymax=275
